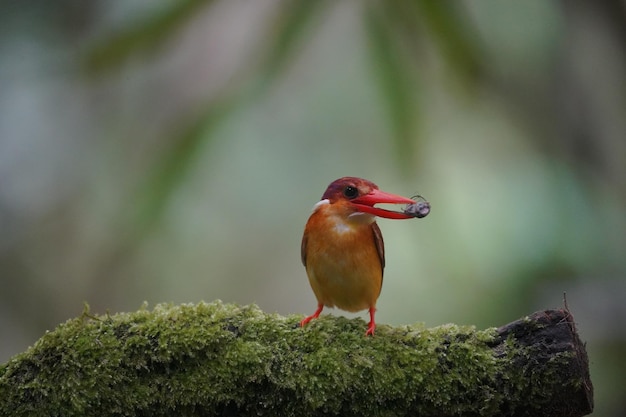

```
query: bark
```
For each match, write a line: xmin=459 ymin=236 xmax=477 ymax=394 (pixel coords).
xmin=0 ymin=301 xmax=593 ymax=417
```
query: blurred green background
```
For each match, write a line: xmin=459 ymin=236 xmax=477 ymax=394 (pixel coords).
xmin=1 ymin=1 xmax=624 ymax=415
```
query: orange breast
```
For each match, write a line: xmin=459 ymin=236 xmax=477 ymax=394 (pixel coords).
xmin=302 ymin=203 xmax=383 ymax=312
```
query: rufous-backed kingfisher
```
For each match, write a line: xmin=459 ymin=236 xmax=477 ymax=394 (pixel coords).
xmin=300 ymin=177 xmax=424 ymax=336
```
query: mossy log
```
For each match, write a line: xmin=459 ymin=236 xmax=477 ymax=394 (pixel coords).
xmin=0 ymin=301 xmax=593 ymax=417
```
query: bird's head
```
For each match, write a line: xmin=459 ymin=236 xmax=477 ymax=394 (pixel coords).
xmin=319 ymin=177 xmax=416 ymax=220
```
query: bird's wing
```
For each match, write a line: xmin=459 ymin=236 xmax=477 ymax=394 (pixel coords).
xmin=301 ymin=232 xmax=308 ymax=267
xmin=371 ymin=222 xmax=385 ymax=273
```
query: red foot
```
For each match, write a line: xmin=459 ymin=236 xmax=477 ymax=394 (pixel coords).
xmin=300 ymin=304 xmax=324 ymax=328
xmin=365 ymin=307 xmax=376 ymax=336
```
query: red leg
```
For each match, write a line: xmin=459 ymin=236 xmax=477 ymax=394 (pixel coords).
xmin=365 ymin=307 xmax=376 ymax=336
xmin=300 ymin=304 xmax=324 ymax=328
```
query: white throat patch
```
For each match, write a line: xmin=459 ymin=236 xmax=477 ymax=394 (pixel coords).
xmin=310 ymin=198 xmax=375 ymax=234
xmin=348 ymin=211 xmax=376 ymax=224
xmin=333 ymin=219 xmax=351 ymax=234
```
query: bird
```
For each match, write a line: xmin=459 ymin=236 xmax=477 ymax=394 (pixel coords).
xmin=300 ymin=177 xmax=417 ymax=336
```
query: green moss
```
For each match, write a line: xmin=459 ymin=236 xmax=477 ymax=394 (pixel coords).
xmin=0 ymin=302 xmax=579 ymax=417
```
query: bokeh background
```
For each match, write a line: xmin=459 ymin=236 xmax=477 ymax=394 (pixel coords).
xmin=1 ymin=1 xmax=624 ymax=415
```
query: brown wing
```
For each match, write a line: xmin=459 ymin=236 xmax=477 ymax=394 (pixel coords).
xmin=371 ymin=222 xmax=385 ymax=274
xmin=301 ymin=232 xmax=308 ymax=267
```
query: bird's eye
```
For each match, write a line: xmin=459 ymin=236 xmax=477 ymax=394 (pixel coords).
xmin=343 ymin=186 xmax=359 ymax=199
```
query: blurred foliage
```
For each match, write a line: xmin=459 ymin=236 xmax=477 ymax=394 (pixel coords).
xmin=84 ymin=0 xmax=488 ymax=232
xmin=85 ymin=0 xmax=213 ymax=74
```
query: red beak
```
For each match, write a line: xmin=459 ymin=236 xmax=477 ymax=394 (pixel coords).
xmin=351 ymin=189 xmax=416 ymax=219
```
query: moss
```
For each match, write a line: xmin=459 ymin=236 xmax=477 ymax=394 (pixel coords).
xmin=0 ymin=302 xmax=582 ymax=417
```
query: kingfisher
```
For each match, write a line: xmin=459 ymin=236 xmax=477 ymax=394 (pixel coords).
xmin=300 ymin=177 xmax=425 ymax=336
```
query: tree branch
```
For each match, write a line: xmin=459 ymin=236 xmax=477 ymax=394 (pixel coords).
xmin=0 ymin=301 xmax=593 ymax=417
